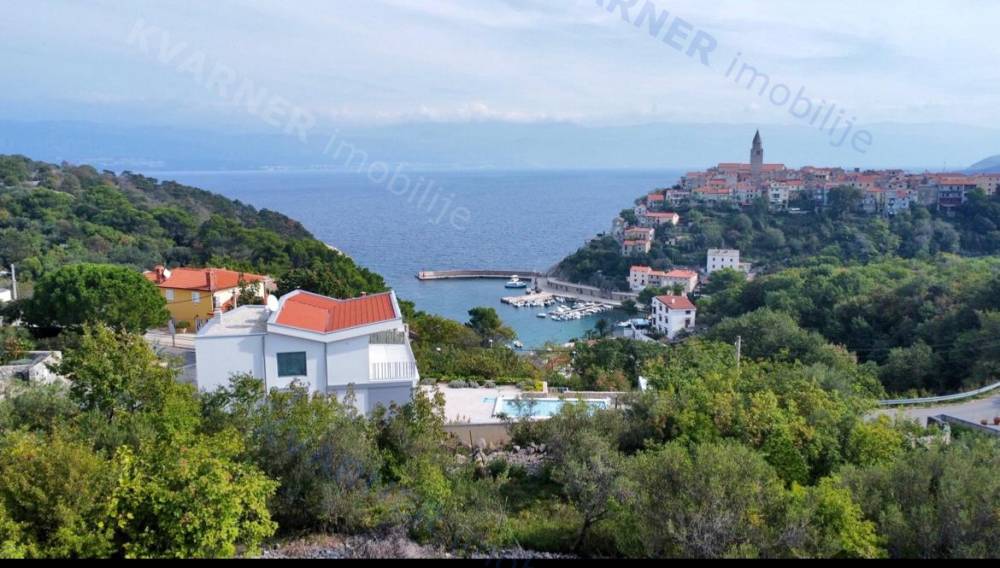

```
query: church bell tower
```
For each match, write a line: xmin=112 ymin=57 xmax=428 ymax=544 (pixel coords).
xmin=750 ymin=130 xmax=764 ymax=183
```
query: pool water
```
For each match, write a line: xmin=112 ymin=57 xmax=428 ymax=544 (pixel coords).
xmin=495 ymin=397 xmax=610 ymax=418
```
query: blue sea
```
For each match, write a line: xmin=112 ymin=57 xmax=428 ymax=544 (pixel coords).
xmin=150 ymin=169 xmax=684 ymax=347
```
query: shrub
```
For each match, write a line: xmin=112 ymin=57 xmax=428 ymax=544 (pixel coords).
xmin=484 ymin=381 xmax=497 ymax=389
xmin=449 ymin=380 xmax=469 ymax=389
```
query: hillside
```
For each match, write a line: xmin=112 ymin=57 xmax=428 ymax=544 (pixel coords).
xmin=0 ymin=154 xmax=385 ymax=294
xmin=558 ymin=189 xmax=1000 ymax=289
xmin=968 ymin=154 xmax=1000 ymax=173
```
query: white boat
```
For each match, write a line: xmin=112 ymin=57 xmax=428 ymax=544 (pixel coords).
xmin=505 ymin=275 xmax=528 ymax=289
xmin=537 ymin=313 xmax=548 ymax=318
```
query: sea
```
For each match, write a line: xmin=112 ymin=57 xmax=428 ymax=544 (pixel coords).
xmin=150 ymin=169 xmax=685 ymax=347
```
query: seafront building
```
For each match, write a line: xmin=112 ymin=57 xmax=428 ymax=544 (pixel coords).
xmin=629 ymin=266 xmax=699 ymax=293
xmin=651 ymin=295 xmax=697 ymax=340
xmin=195 ymin=289 xmax=419 ymax=415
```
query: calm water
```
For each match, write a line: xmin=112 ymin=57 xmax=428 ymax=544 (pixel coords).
xmin=498 ymin=397 xmax=611 ymax=418
xmin=150 ymin=169 xmax=684 ymax=347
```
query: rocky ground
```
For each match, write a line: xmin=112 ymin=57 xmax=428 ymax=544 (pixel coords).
xmin=260 ymin=529 xmax=574 ymax=559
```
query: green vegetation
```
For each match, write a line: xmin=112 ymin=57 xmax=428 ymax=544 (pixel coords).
xmin=558 ymin=189 xmax=1000 ymax=287
xmin=0 ymin=155 xmax=384 ymax=299
xmin=21 ymin=264 xmax=168 ymax=333
xmin=405 ymin=305 xmax=537 ymax=383
xmin=699 ymin=256 xmax=1000 ymax=395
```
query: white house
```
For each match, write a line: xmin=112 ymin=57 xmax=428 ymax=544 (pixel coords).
xmin=651 ymin=295 xmax=697 ymax=340
xmin=0 ymin=288 xmax=11 ymax=304
xmin=707 ymin=249 xmax=741 ymax=274
xmin=195 ymin=290 xmax=419 ymax=415
xmin=629 ymin=266 xmax=699 ymax=294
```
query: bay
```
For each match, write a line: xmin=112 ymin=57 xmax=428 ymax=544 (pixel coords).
xmin=149 ymin=169 xmax=685 ymax=347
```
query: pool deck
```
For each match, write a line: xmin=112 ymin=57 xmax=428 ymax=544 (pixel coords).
xmin=422 ymin=385 xmax=523 ymax=425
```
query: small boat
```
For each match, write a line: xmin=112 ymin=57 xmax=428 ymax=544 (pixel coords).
xmin=537 ymin=313 xmax=548 ymax=319
xmin=505 ymin=275 xmax=528 ymax=289
xmin=513 ymin=341 xmax=525 ymax=349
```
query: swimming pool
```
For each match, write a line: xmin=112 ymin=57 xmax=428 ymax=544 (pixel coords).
xmin=493 ymin=397 xmax=611 ymax=419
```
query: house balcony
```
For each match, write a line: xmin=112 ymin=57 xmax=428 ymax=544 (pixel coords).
xmin=370 ymin=361 xmax=419 ymax=381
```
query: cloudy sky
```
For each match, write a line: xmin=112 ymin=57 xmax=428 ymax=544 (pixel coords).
xmin=2 ymin=0 xmax=998 ymax=133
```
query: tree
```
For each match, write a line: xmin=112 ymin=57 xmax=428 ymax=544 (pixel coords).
xmin=841 ymin=437 xmax=1000 ymax=558
xmin=110 ymin=432 xmax=278 ymax=558
xmin=55 ymin=324 xmax=179 ymax=421
xmin=466 ymin=307 xmax=516 ymax=347
xmin=551 ymin=432 xmax=628 ymax=552
xmin=226 ymin=380 xmax=384 ymax=533
xmin=593 ymin=318 xmax=611 ymax=339
xmin=25 ymin=264 xmax=168 ymax=332
xmin=0 ymin=430 xmax=116 ymax=558
xmin=627 ymin=441 xmax=787 ymax=558
xmin=620 ymin=299 xmax=639 ymax=316
xmin=782 ymin=478 xmax=883 ymax=558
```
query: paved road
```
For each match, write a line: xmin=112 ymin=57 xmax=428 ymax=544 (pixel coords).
xmin=535 ymin=277 xmax=635 ymax=307
xmin=876 ymin=395 xmax=1000 ymax=433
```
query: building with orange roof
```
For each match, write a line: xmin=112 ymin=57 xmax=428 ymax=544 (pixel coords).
xmin=195 ymin=289 xmax=418 ymax=415
xmin=651 ymin=295 xmax=697 ymax=340
xmin=144 ymin=266 xmax=270 ymax=326
xmin=629 ymin=266 xmax=699 ymax=293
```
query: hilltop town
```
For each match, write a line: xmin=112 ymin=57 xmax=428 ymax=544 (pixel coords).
xmin=620 ymin=131 xmax=1000 ymax=236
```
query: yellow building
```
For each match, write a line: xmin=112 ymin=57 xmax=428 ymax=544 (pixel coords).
xmin=144 ymin=266 xmax=268 ymax=327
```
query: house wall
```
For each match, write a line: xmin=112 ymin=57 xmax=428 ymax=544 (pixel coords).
xmin=195 ymin=334 xmax=265 ymax=392
xmin=162 ymin=288 xmax=219 ymax=323
xmin=161 ymin=282 xmax=265 ymax=324
xmin=651 ymin=302 xmax=697 ymax=340
xmin=326 ymin=334 xmax=371 ymax=387
xmin=264 ymin=333 xmax=328 ymax=393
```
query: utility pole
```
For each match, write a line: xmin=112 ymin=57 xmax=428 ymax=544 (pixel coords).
xmin=735 ymin=335 xmax=742 ymax=369
xmin=9 ymin=264 xmax=16 ymax=301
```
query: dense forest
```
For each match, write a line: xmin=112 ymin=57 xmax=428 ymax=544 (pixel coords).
xmin=698 ymin=256 xmax=1000 ymax=395
xmin=558 ymin=187 xmax=1000 ymax=287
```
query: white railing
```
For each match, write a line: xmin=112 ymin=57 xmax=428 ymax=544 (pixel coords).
xmin=878 ymin=381 xmax=1000 ymax=407
xmin=370 ymin=361 xmax=419 ymax=381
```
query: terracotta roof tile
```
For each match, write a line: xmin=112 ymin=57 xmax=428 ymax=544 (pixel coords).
xmin=654 ymin=295 xmax=697 ymax=311
xmin=275 ymin=291 xmax=397 ymax=333
xmin=144 ymin=267 xmax=265 ymax=292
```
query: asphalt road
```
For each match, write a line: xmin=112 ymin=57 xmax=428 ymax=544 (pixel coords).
xmin=876 ymin=395 xmax=1000 ymax=432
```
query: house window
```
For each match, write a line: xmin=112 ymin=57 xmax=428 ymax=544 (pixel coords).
xmin=165 ymin=289 xmax=175 ymax=302
xmin=192 ymin=291 xmax=201 ymax=304
xmin=277 ymin=352 xmax=307 ymax=377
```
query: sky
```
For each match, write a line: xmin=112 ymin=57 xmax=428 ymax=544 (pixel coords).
xmin=3 ymin=0 xmax=999 ymax=130
xmin=2 ymin=1 xmax=1000 ymax=171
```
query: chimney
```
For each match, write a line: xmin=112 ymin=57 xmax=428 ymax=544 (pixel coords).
xmin=154 ymin=265 xmax=166 ymax=283
xmin=207 ymin=269 xmax=217 ymax=291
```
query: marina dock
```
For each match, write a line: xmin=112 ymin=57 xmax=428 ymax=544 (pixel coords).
xmin=417 ymin=269 xmax=543 ymax=281
xmin=501 ymin=292 xmax=556 ymax=308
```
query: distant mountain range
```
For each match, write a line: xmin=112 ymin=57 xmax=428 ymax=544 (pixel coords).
xmin=2 ymin=119 xmax=1000 ymax=173
xmin=967 ymin=155 xmax=1000 ymax=173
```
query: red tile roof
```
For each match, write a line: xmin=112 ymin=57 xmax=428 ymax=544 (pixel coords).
xmin=655 ymin=295 xmax=697 ymax=311
xmin=144 ymin=266 xmax=265 ymax=292
xmin=665 ymin=270 xmax=698 ymax=279
xmin=275 ymin=291 xmax=398 ymax=333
